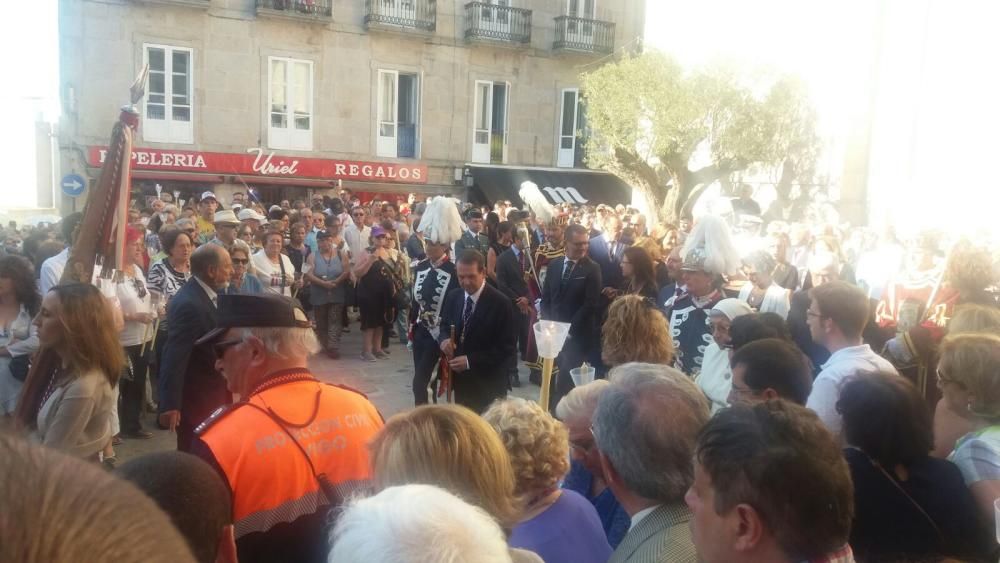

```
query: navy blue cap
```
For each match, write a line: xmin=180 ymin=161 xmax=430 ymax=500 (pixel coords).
xmin=195 ymin=293 xmax=310 ymax=345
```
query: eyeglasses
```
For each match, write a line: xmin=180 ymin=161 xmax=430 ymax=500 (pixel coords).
xmin=213 ymin=338 xmax=244 ymax=359
xmin=231 ymin=258 xmax=248 ymax=265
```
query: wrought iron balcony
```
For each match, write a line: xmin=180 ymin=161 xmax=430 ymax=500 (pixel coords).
xmin=554 ymin=16 xmax=614 ymax=54
xmin=365 ymin=0 xmax=436 ymax=32
xmin=465 ymin=2 xmax=531 ymax=45
xmin=256 ymin=0 xmax=333 ymax=21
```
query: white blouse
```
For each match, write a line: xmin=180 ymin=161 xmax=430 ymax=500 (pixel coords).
xmin=738 ymin=281 xmax=790 ymax=319
xmin=252 ymin=250 xmax=296 ymax=297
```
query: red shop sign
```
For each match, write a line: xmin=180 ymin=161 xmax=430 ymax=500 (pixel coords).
xmin=87 ymin=146 xmax=428 ymax=184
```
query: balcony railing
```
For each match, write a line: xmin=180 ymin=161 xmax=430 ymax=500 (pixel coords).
xmin=553 ymin=16 xmax=614 ymax=54
xmin=365 ymin=0 xmax=436 ymax=31
xmin=256 ymin=0 xmax=333 ymax=20
xmin=465 ymin=2 xmax=531 ymax=45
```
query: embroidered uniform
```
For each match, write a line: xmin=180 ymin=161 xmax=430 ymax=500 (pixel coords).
xmin=409 ymin=257 xmax=459 ymax=405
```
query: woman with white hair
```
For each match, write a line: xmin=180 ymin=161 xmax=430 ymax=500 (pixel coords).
xmin=554 ymin=381 xmax=629 ymax=548
xmin=696 ymin=298 xmax=754 ymax=414
xmin=484 ymin=398 xmax=611 ymax=563
xmin=329 ymin=484 xmax=514 ymax=563
xmin=738 ymin=250 xmax=790 ymax=318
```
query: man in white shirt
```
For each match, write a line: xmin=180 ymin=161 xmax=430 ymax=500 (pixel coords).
xmin=342 ymin=207 xmax=371 ymax=265
xmin=39 ymin=212 xmax=83 ymax=294
xmin=592 ymin=363 xmax=707 ymax=563
xmin=805 ymin=280 xmax=897 ymax=440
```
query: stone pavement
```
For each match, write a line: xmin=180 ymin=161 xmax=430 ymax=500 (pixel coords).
xmin=115 ymin=325 xmax=540 ymax=464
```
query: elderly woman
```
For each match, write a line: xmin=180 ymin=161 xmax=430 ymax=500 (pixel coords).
xmin=252 ymin=230 xmax=297 ymax=297
xmin=369 ymin=404 xmax=541 ymax=563
xmin=738 ymin=250 xmax=790 ymax=318
xmin=601 ymin=295 xmax=673 ymax=368
xmin=839 ymin=372 xmax=990 ymax=561
xmin=226 ymin=246 xmax=263 ymax=295
xmin=484 ymin=398 xmax=612 ymax=563
xmin=696 ymin=298 xmax=753 ymax=414
xmin=940 ymin=333 xmax=1000 ymax=533
xmin=555 ymin=381 xmax=629 ymax=548
xmin=933 ymin=304 xmax=1000 ymax=458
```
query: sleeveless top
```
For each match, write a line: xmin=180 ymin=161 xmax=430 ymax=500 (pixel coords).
xmin=311 ymin=249 xmax=346 ymax=305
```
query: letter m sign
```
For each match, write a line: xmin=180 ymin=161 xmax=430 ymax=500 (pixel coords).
xmin=542 ymin=186 xmax=589 ymax=204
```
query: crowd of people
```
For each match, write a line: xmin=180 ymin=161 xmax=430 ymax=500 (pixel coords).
xmin=1 ymin=183 xmax=1000 ymax=563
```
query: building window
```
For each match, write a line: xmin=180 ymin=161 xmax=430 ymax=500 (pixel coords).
xmin=377 ymin=70 xmax=419 ymax=159
xmin=268 ymin=57 xmax=313 ymax=151
xmin=472 ymin=80 xmax=509 ymax=164
xmin=143 ymin=44 xmax=193 ymax=144
xmin=557 ymin=88 xmax=588 ymax=168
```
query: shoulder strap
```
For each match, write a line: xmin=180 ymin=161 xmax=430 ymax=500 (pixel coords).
xmin=851 ymin=448 xmax=945 ymax=542
xmin=241 ymin=390 xmax=342 ymax=507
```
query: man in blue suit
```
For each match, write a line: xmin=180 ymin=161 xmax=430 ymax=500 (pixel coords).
xmin=588 ymin=216 xmax=627 ymax=297
xmin=158 ymin=244 xmax=234 ymax=452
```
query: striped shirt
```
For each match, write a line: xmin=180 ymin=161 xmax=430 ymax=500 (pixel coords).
xmin=147 ymin=259 xmax=192 ymax=331
xmin=950 ymin=427 xmax=1000 ymax=484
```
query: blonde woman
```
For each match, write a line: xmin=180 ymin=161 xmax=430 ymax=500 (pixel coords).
xmin=484 ymin=398 xmax=612 ymax=563
xmin=933 ymin=304 xmax=1000 ymax=457
xmin=601 ymin=295 xmax=673 ymax=368
xmin=370 ymin=404 xmax=541 ymax=563
xmin=940 ymin=333 xmax=1000 ymax=531
xmin=30 ymin=283 xmax=126 ymax=459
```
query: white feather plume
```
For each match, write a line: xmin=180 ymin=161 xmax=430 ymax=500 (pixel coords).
xmin=681 ymin=214 xmax=742 ymax=276
xmin=417 ymin=196 xmax=464 ymax=245
xmin=518 ymin=181 xmax=555 ymax=225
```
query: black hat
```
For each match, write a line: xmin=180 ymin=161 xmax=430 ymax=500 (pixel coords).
xmin=465 ymin=210 xmax=484 ymax=220
xmin=195 ymin=294 xmax=311 ymax=345
xmin=316 ymin=230 xmax=334 ymax=240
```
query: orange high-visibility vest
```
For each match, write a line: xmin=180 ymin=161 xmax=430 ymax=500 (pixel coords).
xmin=198 ymin=376 xmax=384 ymax=538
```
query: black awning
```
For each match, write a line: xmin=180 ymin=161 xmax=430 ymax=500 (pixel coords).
xmin=466 ymin=165 xmax=632 ymax=207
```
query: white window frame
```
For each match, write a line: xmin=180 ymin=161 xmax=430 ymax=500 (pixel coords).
xmin=471 ymin=80 xmax=510 ymax=164
xmin=376 ymin=69 xmax=420 ymax=159
xmin=267 ymin=56 xmax=314 ymax=152
xmin=142 ymin=44 xmax=194 ymax=144
xmin=557 ymin=88 xmax=585 ymax=168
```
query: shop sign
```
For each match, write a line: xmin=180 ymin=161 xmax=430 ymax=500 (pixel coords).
xmin=87 ymin=146 xmax=427 ymax=184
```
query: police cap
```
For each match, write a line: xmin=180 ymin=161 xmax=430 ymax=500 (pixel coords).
xmin=196 ymin=293 xmax=311 ymax=345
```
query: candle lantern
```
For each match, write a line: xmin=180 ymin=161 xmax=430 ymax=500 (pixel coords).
xmin=533 ymin=320 xmax=571 ymax=411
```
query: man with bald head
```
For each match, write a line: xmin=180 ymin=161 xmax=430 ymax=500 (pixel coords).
xmin=158 ymin=244 xmax=234 ymax=451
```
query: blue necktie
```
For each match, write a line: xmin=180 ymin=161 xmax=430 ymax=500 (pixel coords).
xmin=461 ymin=296 xmax=474 ymax=343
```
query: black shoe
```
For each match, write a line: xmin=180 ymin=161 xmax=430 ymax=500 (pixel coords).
xmin=509 ymin=373 xmax=522 ymax=388
xmin=529 ymin=369 xmax=542 ymax=386
xmin=122 ymin=430 xmax=154 ymax=440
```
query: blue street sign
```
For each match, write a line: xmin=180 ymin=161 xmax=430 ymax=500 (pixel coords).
xmin=61 ymin=173 xmax=86 ymax=197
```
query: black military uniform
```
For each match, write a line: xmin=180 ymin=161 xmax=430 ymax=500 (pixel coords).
xmin=409 ymin=256 xmax=459 ymax=405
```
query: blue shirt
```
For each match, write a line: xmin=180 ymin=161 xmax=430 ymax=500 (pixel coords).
xmin=225 ymin=274 xmax=264 ymax=295
xmin=509 ymin=489 xmax=612 ymax=563
xmin=561 ymin=459 xmax=630 ymax=548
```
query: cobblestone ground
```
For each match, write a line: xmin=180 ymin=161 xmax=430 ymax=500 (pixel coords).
xmin=115 ymin=325 xmax=540 ymax=464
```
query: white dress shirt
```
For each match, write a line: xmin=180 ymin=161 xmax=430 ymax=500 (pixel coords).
xmin=194 ymin=276 xmax=219 ymax=307
xmin=629 ymin=504 xmax=661 ymax=531
xmin=805 ymin=344 xmax=897 ymax=440
xmin=39 ymin=247 xmax=69 ymax=295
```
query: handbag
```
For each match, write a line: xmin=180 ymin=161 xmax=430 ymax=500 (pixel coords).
xmin=9 ymin=353 xmax=30 ymax=382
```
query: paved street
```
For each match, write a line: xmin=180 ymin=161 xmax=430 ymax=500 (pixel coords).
xmin=116 ymin=326 xmax=540 ymax=464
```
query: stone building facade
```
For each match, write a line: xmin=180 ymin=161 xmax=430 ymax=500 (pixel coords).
xmin=58 ymin=0 xmax=645 ymax=210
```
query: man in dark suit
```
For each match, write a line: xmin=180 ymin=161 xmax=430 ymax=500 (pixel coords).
xmin=439 ymin=250 xmax=517 ymax=413
xmin=541 ymin=224 xmax=602 ymax=409
xmin=495 ymin=227 xmax=534 ymax=388
xmin=158 ymin=244 xmax=234 ymax=451
xmin=588 ymin=215 xmax=627 ymax=295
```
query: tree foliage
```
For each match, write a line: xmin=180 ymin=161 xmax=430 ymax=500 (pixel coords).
xmin=581 ymin=51 xmax=820 ymax=222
